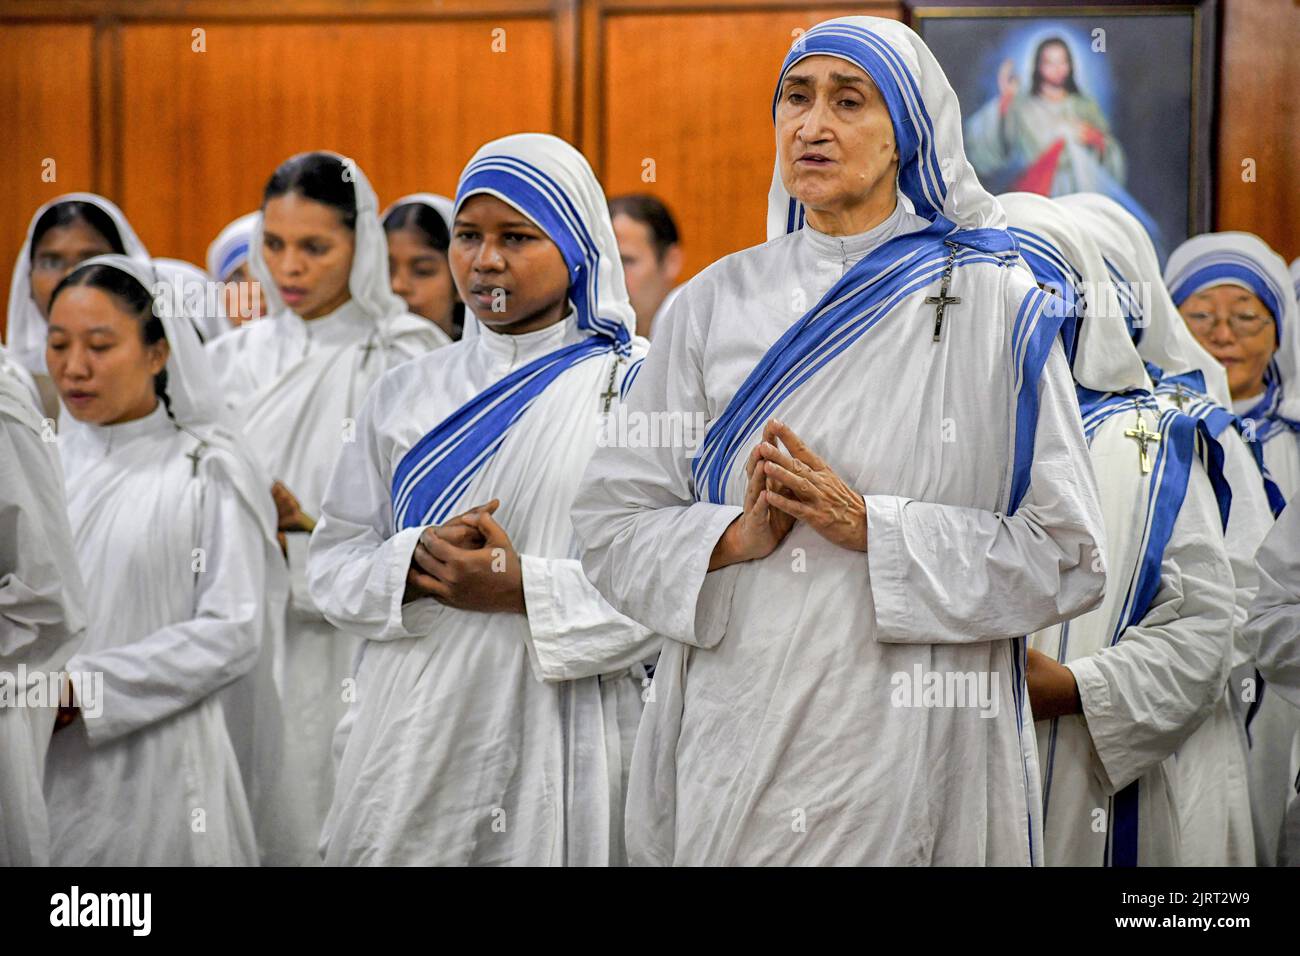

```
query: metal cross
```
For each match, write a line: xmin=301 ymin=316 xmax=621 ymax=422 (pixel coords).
xmin=359 ymin=338 xmax=378 ymax=369
xmin=925 ymin=242 xmax=962 ymax=342
xmin=1171 ymin=383 xmax=1189 ymax=410
xmin=1123 ymin=416 xmax=1161 ymax=474
xmin=187 ymin=443 xmax=205 ymax=477
xmin=600 ymin=357 xmax=622 ymax=414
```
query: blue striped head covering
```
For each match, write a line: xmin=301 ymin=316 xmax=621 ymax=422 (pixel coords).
xmin=454 ymin=133 xmax=634 ymax=350
xmin=1001 ymin=191 xmax=1149 ymax=395
xmin=1165 ymin=232 xmax=1291 ymax=350
xmin=206 ymin=211 xmax=259 ymax=282
xmin=767 ymin=16 xmax=1012 ymax=252
xmin=1165 ymin=231 xmax=1300 ymax=427
xmin=1060 ymin=193 xmax=1232 ymax=408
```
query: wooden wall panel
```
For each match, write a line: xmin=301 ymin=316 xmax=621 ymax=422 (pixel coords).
xmin=3 ymin=0 xmax=1299 ymax=342
xmin=1215 ymin=0 xmax=1300 ymax=262
xmin=1 ymin=24 xmax=96 ymax=331
xmin=596 ymin=4 xmax=895 ymax=281
xmin=119 ymin=18 xmax=557 ymax=266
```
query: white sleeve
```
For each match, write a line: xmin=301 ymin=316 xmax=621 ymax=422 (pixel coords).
xmin=1066 ymin=464 xmax=1235 ymax=793
xmin=0 ymin=414 xmax=86 ymax=671
xmin=70 ymin=463 xmax=263 ymax=746
xmin=519 ymin=554 xmax=661 ymax=682
xmin=307 ymin=386 xmax=448 ymax=642
xmin=865 ymin=341 xmax=1107 ymax=644
xmin=572 ymin=290 xmax=744 ymax=647
xmin=1245 ymin=500 xmax=1300 ymax=709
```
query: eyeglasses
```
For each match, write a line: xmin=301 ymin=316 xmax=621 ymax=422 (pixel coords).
xmin=1182 ymin=311 xmax=1274 ymax=338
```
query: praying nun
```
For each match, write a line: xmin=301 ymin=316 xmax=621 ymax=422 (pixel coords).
xmin=572 ymin=16 xmax=1108 ymax=866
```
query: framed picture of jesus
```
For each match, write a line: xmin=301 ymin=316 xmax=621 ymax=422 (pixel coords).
xmin=907 ymin=1 xmax=1218 ymax=263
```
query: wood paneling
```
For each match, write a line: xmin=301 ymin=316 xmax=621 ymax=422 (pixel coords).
xmin=118 ymin=18 xmax=556 ymax=265
xmin=2 ymin=24 xmax=96 ymax=322
xmin=595 ymin=4 xmax=895 ymax=281
xmin=1215 ymin=0 xmax=1300 ymax=262
xmin=3 ymin=0 xmax=1298 ymax=341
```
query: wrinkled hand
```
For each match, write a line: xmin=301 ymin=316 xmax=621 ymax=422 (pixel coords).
xmin=1026 ymin=648 xmax=1082 ymax=720
xmin=756 ymin=420 xmax=867 ymax=552
xmin=708 ymin=424 xmax=796 ymax=571
xmin=405 ymin=502 xmax=525 ymax=614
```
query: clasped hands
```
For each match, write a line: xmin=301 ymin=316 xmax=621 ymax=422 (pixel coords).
xmin=709 ymin=419 xmax=867 ymax=571
xmin=403 ymin=499 xmax=526 ymax=614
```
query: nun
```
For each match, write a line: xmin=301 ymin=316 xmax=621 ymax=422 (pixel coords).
xmin=1164 ymin=232 xmax=1300 ymax=865
xmin=573 ymin=17 xmax=1108 ymax=866
xmin=206 ymin=152 xmax=449 ymax=845
xmin=206 ymin=211 xmax=265 ymax=328
xmin=1060 ymin=193 xmax=1274 ymax=865
xmin=6 ymin=193 xmax=150 ymax=417
xmin=0 ymin=344 xmax=86 ymax=867
xmin=42 ymin=254 xmax=284 ymax=865
xmin=1165 ymin=233 xmax=1300 ymax=501
xmin=306 ymin=133 xmax=660 ymax=866
xmin=1002 ymin=192 xmax=1235 ymax=866
xmin=383 ymin=193 xmax=465 ymax=341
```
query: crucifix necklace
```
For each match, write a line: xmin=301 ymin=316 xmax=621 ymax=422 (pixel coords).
xmin=600 ymin=356 xmax=623 ymax=414
xmin=925 ymin=242 xmax=961 ymax=342
xmin=1123 ymin=415 xmax=1161 ymax=474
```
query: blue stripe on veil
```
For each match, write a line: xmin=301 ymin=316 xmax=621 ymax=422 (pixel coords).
xmin=389 ymin=152 xmax=627 ymax=531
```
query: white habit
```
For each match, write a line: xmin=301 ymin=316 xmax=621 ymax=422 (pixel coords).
xmin=44 ymin=255 xmax=278 ymax=865
xmin=207 ymin=154 xmax=449 ymax=845
xmin=0 ymin=347 xmax=86 ymax=867
xmin=573 ymin=19 xmax=1108 ymax=866
xmin=308 ymin=134 xmax=660 ymax=865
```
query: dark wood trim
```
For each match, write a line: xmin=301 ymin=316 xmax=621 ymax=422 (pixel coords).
xmin=90 ymin=15 xmax=123 ymax=202
xmin=599 ymin=0 xmax=891 ymax=9
xmin=0 ymin=0 xmax=552 ymax=21
xmin=580 ymin=0 xmax=604 ymax=176
xmin=553 ymin=0 xmax=581 ymax=144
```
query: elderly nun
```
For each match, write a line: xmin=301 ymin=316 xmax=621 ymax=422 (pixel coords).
xmin=572 ymin=16 xmax=1109 ymax=866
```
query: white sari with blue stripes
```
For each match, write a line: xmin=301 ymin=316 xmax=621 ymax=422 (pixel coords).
xmin=1059 ymin=195 xmax=1275 ymax=865
xmin=575 ymin=14 xmax=1111 ymax=866
xmin=306 ymin=134 xmax=661 ymax=866
xmin=1030 ymin=391 xmax=1234 ymax=866
xmin=1145 ymin=368 xmax=1267 ymax=867
xmin=1000 ymin=195 xmax=1240 ymax=866
xmin=575 ymin=210 xmax=1112 ymax=865
xmin=1165 ymin=230 xmax=1300 ymax=865
xmin=306 ymin=319 xmax=661 ymax=866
